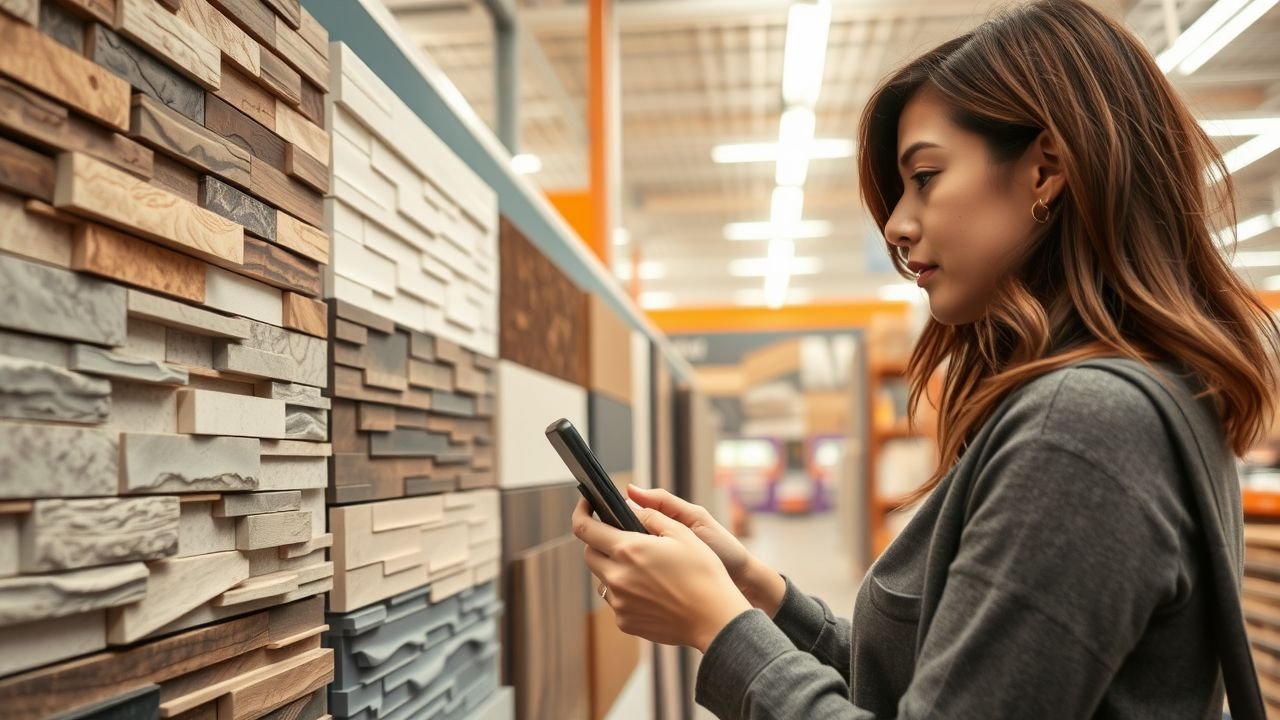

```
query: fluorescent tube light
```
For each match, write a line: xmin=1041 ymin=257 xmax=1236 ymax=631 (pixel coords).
xmin=1156 ymin=0 xmax=1249 ymax=72
xmin=770 ymin=187 xmax=805 ymax=228
xmin=639 ymin=292 xmax=676 ymax=309
xmin=776 ymin=107 xmax=817 ymax=186
xmin=1178 ymin=0 xmax=1280 ymax=74
xmin=511 ymin=153 xmax=542 ymax=174
xmin=782 ymin=0 xmax=832 ymax=107
xmin=729 ymin=256 xmax=823 ymax=277
xmin=711 ymin=139 xmax=854 ymax=164
xmin=723 ymin=220 xmax=833 ymax=241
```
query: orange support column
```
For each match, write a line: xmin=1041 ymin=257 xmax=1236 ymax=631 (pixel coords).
xmin=588 ymin=0 xmax=616 ymax=268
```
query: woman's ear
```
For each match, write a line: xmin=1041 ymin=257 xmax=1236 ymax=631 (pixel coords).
xmin=1030 ymin=129 xmax=1065 ymax=202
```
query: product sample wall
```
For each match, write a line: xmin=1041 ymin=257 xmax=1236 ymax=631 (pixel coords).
xmin=324 ymin=40 xmax=510 ymax=720
xmin=0 ymin=0 xmax=336 ymax=717
xmin=496 ymin=215 xmax=593 ymax=720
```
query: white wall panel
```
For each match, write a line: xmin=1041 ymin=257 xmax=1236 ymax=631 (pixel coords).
xmin=496 ymin=360 xmax=588 ymax=489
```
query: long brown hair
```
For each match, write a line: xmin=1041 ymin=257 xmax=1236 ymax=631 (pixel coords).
xmin=858 ymin=0 xmax=1280 ymax=500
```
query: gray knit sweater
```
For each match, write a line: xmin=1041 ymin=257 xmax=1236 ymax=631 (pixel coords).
xmin=696 ymin=360 xmax=1240 ymax=719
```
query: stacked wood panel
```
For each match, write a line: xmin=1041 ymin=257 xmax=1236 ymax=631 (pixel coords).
xmin=1244 ymin=523 xmax=1280 ymax=715
xmin=0 ymin=0 xmax=335 ymax=717
xmin=324 ymin=40 xmax=510 ymax=720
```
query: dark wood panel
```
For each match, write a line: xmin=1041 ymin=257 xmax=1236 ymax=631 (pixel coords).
xmin=297 ymin=78 xmax=323 ymax=129
xmin=509 ymin=536 xmax=591 ymax=720
xmin=249 ymin=155 xmax=322 ymax=228
xmin=0 ymin=77 xmax=152 ymax=180
xmin=0 ymin=133 xmax=54 ymax=201
xmin=149 ymin=152 xmax=199 ymax=202
xmin=257 ymin=46 xmax=301 ymax=106
xmin=87 ymin=24 xmax=205 ymax=125
xmin=499 ymin=215 xmax=588 ymax=386
xmin=501 ymin=482 xmax=579 ymax=560
xmin=198 ymin=175 xmax=275 ymax=241
xmin=128 ymin=94 xmax=251 ymax=188
xmin=240 ymin=235 xmax=321 ymax=296
xmin=203 ymin=94 xmax=285 ymax=171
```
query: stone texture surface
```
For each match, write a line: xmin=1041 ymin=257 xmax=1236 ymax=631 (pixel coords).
xmin=20 ymin=497 xmax=179 ymax=572
xmin=0 ymin=422 xmax=118 ymax=498
xmin=120 ymin=433 xmax=261 ymax=493
xmin=0 ymin=356 xmax=111 ymax=423
xmin=69 ymin=344 xmax=189 ymax=385
xmin=0 ymin=253 xmax=126 ymax=347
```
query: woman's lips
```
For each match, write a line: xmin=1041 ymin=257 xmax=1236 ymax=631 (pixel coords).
xmin=915 ymin=266 xmax=938 ymax=286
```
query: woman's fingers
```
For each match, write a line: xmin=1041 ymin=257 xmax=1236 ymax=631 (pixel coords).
xmin=627 ymin=485 xmax=706 ymax=526
xmin=572 ymin=498 xmax=628 ymax=556
xmin=584 ymin=545 xmax=620 ymax=586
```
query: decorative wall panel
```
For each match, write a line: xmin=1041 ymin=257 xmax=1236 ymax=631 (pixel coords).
xmin=326 ymin=43 xmax=497 ymax=358
xmin=329 ymin=490 xmax=501 ymax=614
xmin=327 ymin=580 xmax=504 ymax=720
xmin=497 ymin=216 xmax=587 ymax=386
xmin=496 ymin=360 xmax=589 ymax=489
xmin=327 ymin=300 xmax=496 ymax=505
xmin=0 ymin=2 xmax=335 ymax=715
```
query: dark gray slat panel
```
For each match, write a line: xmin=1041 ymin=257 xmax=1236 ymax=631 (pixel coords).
xmin=199 ymin=176 xmax=277 ymax=241
xmin=51 ymin=683 xmax=160 ymax=720
xmin=367 ymin=427 xmax=471 ymax=463
xmin=87 ymin=24 xmax=205 ymax=124
xmin=588 ymin=391 xmax=634 ymax=474
xmin=500 ymin=482 xmax=579 ymax=560
xmin=429 ymin=391 xmax=477 ymax=418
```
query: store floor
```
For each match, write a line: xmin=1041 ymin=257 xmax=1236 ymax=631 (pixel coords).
xmin=693 ymin=509 xmax=863 ymax=719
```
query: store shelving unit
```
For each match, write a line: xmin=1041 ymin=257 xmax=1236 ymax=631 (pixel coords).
xmin=866 ymin=358 xmax=939 ymax=559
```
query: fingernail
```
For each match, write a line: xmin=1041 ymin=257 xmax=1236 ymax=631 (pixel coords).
xmin=626 ymin=498 xmax=643 ymax=512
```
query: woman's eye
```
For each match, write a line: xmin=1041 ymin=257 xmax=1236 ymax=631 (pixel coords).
xmin=911 ymin=171 xmax=936 ymax=190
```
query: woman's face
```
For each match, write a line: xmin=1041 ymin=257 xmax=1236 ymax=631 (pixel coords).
xmin=884 ymin=86 xmax=1059 ymax=325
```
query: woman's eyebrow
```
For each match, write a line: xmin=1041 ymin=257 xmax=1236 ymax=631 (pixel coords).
xmin=899 ymin=141 xmax=941 ymax=167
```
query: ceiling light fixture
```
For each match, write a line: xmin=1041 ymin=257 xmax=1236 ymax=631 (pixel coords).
xmin=781 ymin=0 xmax=832 ymax=106
xmin=723 ymin=219 xmax=833 ymax=241
xmin=511 ymin=153 xmax=542 ymax=174
xmin=775 ymin=106 xmax=817 ymax=186
xmin=1177 ymin=0 xmax=1280 ymax=74
xmin=711 ymin=139 xmax=854 ymax=164
xmin=729 ymin=256 xmax=824 ymax=277
xmin=1156 ymin=0 xmax=1250 ymax=72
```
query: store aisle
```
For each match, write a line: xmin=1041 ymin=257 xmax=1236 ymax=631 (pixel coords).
xmin=743 ymin=510 xmax=863 ymax=620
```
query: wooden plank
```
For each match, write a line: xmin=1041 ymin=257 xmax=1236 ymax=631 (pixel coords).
xmin=176 ymin=0 xmax=260 ymax=78
xmin=333 ymin=319 xmax=366 ymax=345
xmin=271 ymin=14 xmax=327 ymax=92
xmin=199 ymin=175 xmax=275 ymax=240
xmin=261 ymin=0 xmax=297 ymax=28
xmin=297 ymin=77 xmax=323 ymax=129
xmin=212 ymin=58 xmax=275 ymax=129
xmin=204 ymin=265 xmax=283 ymax=326
xmin=72 ymin=223 xmax=207 ymax=302
xmin=285 ymin=143 xmax=328 ymax=193
xmin=241 ymin=235 xmax=321 ymax=296
xmin=219 ymin=648 xmax=331 ymax=720
xmin=204 ymin=93 xmax=285 ymax=170
xmin=214 ymin=490 xmax=301 ymax=517
xmin=258 ymin=46 xmax=301 ymax=106
xmin=20 ymin=497 xmax=179 ymax=572
xmin=0 ymin=0 xmax=37 ymax=23
xmin=0 ymin=13 xmax=131 ymax=130
xmin=278 ymin=531 xmax=331 ymax=558
xmin=150 ymin=152 xmax=200 ymax=202
xmin=235 ymin=509 xmax=310 ymax=550
xmin=0 ymin=78 xmax=154 ymax=181
xmin=206 ymin=0 xmax=273 ymax=47
xmin=0 ymin=133 xmax=54 ymax=202
xmin=250 ymin=155 xmax=323 ymax=228
xmin=38 ymin=1 xmax=85 ymax=53
xmin=106 ymin=550 xmax=251 ymax=644
xmin=59 ymin=0 xmax=114 ymax=24
xmin=296 ymin=8 xmax=326 ymax=60
xmin=127 ymin=287 xmax=251 ymax=339
xmin=177 ymin=388 xmax=286 ymax=438
xmin=130 ymin=93 xmax=251 ymax=188
xmin=54 ymin=152 xmax=245 ymax=267
xmin=0 ymin=191 xmax=71 ymax=267
xmin=275 ymin=210 xmax=328 ymax=264
xmin=88 ymin=23 xmax=206 ymax=125
xmin=212 ymin=569 xmax=298 ymax=605
xmin=282 ymin=292 xmax=326 ymax=338
xmin=116 ymin=0 xmax=220 ymax=90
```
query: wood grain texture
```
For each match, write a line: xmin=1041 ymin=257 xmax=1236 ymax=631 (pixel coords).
xmin=282 ymin=292 xmax=326 ymax=338
xmin=37 ymin=1 xmax=85 ymax=53
xmin=199 ymin=174 xmax=275 ymax=240
xmin=212 ymin=58 xmax=274 ymax=129
xmin=0 ymin=133 xmax=54 ymax=201
xmin=176 ymin=0 xmax=260 ymax=78
xmin=54 ymin=153 xmax=245 ymax=266
xmin=72 ymin=222 xmax=207 ymax=302
xmin=586 ymin=293 xmax=633 ymax=405
xmin=177 ymin=387 xmax=285 ymax=438
xmin=235 ymin=508 xmax=310 ymax=549
xmin=251 ymin=155 xmax=322 ymax=227
xmin=242 ymin=235 xmax=321 ymax=296
xmin=284 ymin=143 xmax=328 ymax=193
xmin=106 ymin=550 xmax=250 ymax=643
xmin=218 ymin=647 xmax=332 ymax=720
xmin=0 ymin=252 xmax=127 ymax=346
xmin=206 ymin=0 xmax=273 ymax=46
xmin=261 ymin=0 xmax=297 ymax=27
xmin=19 ymin=497 xmax=179 ymax=572
xmin=116 ymin=0 xmax=220 ymax=90
xmin=297 ymin=77 xmax=323 ymax=129
xmin=0 ymin=12 xmax=131 ymax=130
xmin=204 ymin=93 xmax=285 ymax=170
xmin=510 ymin=536 xmax=591 ymax=720
xmin=275 ymin=210 xmax=328 ymax=263
xmin=0 ymin=598 xmax=323 ymax=720
xmin=130 ymin=93 xmax=252 ymax=188
xmin=271 ymin=14 xmax=326 ymax=92
xmin=127 ymin=287 xmax=251 ymax=339
xmin=0 ymin=77 xmax=154 ymax=180
xmin=0 ymin=191 xmax=72 ymax=267
xmin=257 ymin=47 xmax=301 ymax=106
xmin=88 ymin=23 xmax=205 ymax=125
xmin=59 ymin=0 xmax=115 ymax=24
xmin=296 ymin=7 xmax=326 ymax=59
xmin=0 ymin=0 xmax=37 ymax=23
xmin=499 ymin=216 xmax=588 ymax=386
xmin=150 ymin=151 xmax=200 ymax=202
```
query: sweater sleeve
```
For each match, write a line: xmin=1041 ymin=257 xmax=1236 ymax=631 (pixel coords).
xmin=769 ymin=574 xmax=853 ymax=680
xmin=694 ymin=433 xmax=1182 ymax=719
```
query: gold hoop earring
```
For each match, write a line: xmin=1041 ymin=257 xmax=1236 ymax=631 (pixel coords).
xmin=1032 ymin=197 xmax=1051 ymax=224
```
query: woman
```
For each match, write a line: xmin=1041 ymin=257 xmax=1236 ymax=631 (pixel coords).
xmin=571 ymin=0 xmax=1280 ymax=717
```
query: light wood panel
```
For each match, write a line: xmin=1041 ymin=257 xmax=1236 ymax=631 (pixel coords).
xmin=72 ymin=223 xmax=207 ymax=303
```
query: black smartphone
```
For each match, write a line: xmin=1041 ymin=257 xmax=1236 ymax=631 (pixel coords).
xmin=545 ymin=418 xmax=650 ymax=534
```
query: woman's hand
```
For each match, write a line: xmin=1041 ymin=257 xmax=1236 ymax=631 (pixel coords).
xmin=572 ymin=497 xmax=752 ymax=653
xmin=626 ymin=485 xmax=787 ymax=618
